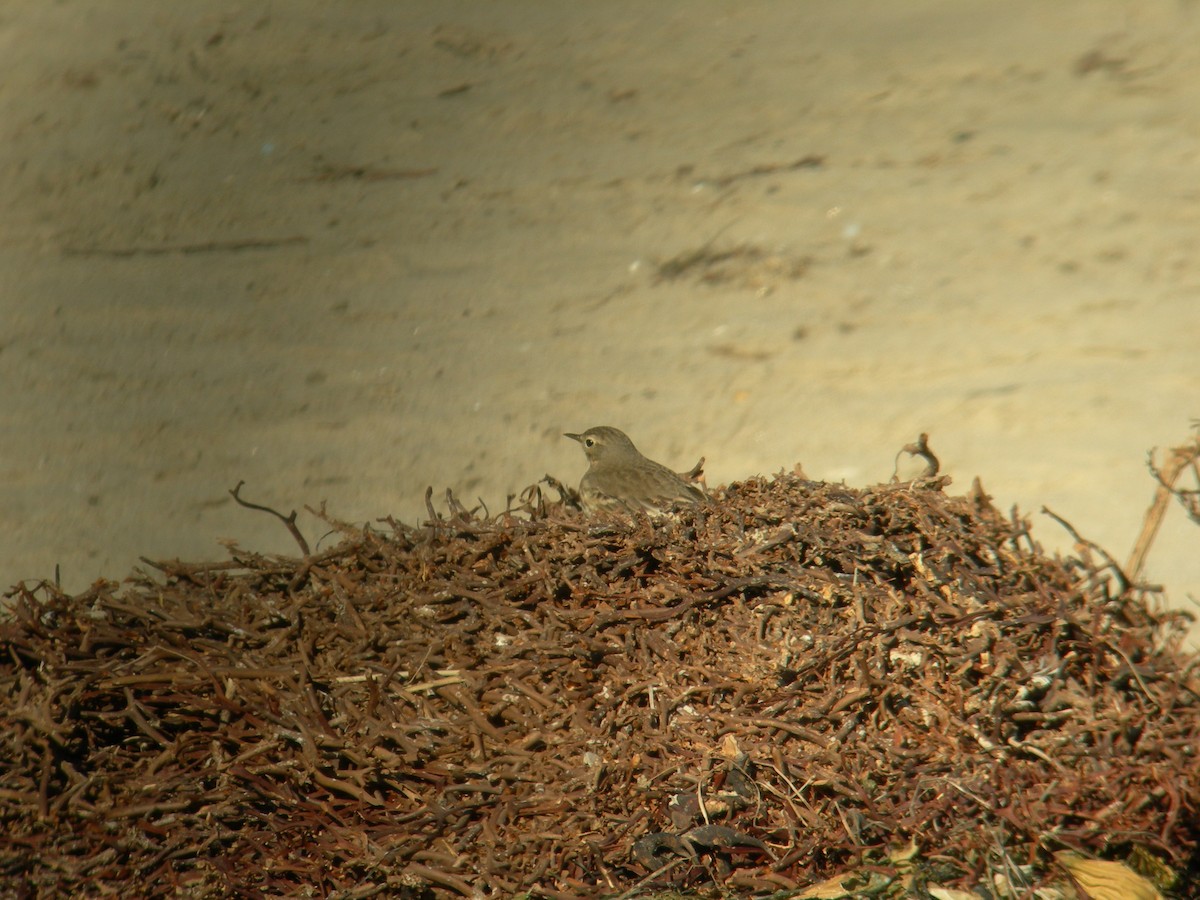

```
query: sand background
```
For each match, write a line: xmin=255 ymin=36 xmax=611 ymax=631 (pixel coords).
xmin=2 ymin=2 xmax=1198 ymax=638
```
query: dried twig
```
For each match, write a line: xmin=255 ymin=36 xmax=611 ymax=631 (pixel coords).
xmin=894 ymin=432 xmax=940 ymax=480
xmin=229 ymin=480 xmax=311 ymax=555
xmin=1042 ymin=506 xmax=1130 ymax=596
xmin=1127 ymin=434 xmax=1200 ymax=581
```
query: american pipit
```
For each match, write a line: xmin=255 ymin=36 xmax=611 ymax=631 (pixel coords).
xmin=564 ymin=426 xmax=704 ymax=513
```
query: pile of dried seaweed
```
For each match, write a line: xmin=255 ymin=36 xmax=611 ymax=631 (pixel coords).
xmin=2 ymin=470 xmax=1198 ymax=898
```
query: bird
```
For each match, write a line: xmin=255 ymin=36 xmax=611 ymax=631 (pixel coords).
xmin=564 ymin=426 xmax=704 ymax=513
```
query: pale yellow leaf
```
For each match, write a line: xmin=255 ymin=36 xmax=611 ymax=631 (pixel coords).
xmin=718 ymin=733 xmax=741 ymax=760
xmin=1054 ymin=851 xmax=1163 ymax=900
xmin=889 ymin=837 xmax=920 ymax=864
xmin=928 ymin=886 xmax=985 ymax=900
xmin=796 ymin=872 xmax=856 ymax=899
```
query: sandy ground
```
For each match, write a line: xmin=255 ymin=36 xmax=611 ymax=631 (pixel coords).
xmin=3 ymin=2 xmax=1199 ymax=638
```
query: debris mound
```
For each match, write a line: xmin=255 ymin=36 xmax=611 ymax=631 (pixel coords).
xmin=2 ymin=471 xmax=1198 ymax=897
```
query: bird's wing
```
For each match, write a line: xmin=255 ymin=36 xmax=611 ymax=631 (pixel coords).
xmin=626 ymin=465 xmax=705 ymax=507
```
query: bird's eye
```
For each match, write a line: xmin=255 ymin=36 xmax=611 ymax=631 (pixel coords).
xmin=584 ymin=438 xmax=595 ymax=447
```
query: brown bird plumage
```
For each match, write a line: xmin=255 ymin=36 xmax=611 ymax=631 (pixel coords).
xmin=564 ymin=426 xmax=704 ymax=513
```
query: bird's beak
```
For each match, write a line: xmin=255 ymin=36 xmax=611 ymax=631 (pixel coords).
xmin=564 ymin=433 xmax=582 ymax=443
